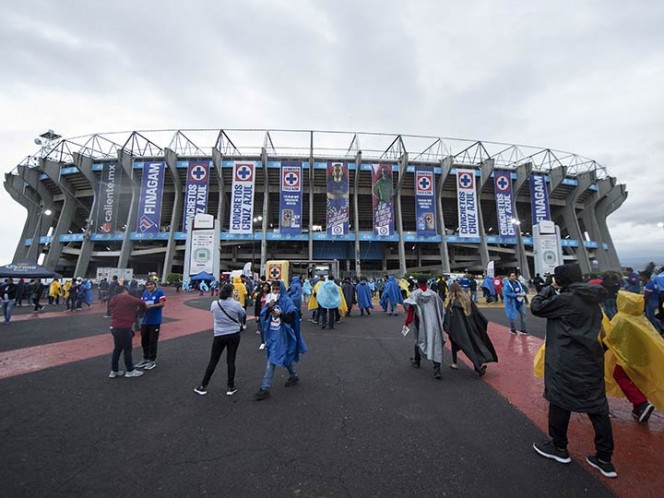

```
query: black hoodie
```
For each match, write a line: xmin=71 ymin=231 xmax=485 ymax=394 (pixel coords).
xmin=530 ymin=283 xmax=608 ymax=413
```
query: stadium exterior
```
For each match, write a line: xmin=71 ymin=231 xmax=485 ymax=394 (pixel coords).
xmin=3 ymin=129 xmax=627 ymax=282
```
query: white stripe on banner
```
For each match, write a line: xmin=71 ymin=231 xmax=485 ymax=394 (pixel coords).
xmin=229 ymin=162 xmax=256 ymax=234
xmin=456 ymin=169 xmax=480 ymax=237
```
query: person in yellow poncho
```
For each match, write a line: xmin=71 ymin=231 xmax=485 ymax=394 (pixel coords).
xmin=307 ymin=276 xmax=347 ymax=326
xmin=603 ymin=290 xmax=664 ymax=423
xmin=398 ymin=277 xmax=411 ymax=300
xmin=48 ymin=278 xmax=62 ymax=306
xmin=232 ymin=275 xmax=247 ymax=308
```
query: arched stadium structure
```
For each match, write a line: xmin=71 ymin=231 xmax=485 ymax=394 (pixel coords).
xmin=3 ymin=129 xmax=627 ymax=282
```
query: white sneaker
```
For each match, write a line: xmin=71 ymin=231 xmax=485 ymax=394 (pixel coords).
xmin=259 ymin=343 xmax=265 ymax=350
xmin=108 ymin=370 xmax=125 ymax=378
xmin=135 ymin=359 xmax=149 ymax=368
xmin=125 ymin=369 xmax=144 ymax=378
xmin=144 ymin=361 xmax=157 ymax=370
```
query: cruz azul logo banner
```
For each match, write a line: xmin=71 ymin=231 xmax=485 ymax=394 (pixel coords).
xmin=456 ymin=169 xmax=479 ymax=237
xmin=326 ymin=162 xmax=349 ymax=235
xmin=136 ymin=162 xmax=165 ymax=234
xmin=493 ymin=171 xmax=515 ymax=237
xmin=529 ymin=174 xmax=551 ymax=225
xmin=229 ymin=162 xmax=256 ymax=235
xmin=279 ymin=161 xmax=302 ymax=234
xmin=372 ymin=163 xmax=394 ymax=236
xmin=95 ymin=162 xmax=122 ymax=233
xmin=415 ymin=166 xmax=436 ymax=236
xmin=182 ymin=161 xmax=210 ymax=232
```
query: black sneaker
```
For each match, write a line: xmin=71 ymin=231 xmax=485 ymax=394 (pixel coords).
xmin=410 ymin=357 xmax=421 ymax=369
xmin=194 ymin=385 xmax=208 ymax=396
xmin=226 ymin=386 xmax=238 ymax=396
xmin=433 ymin=367 xmax=442 ymax=380
xmin=510 ymin=329 xmax=518 ymax=335
xmin=586 ymin=455 xmax=617 ymax=478
xmin=254 ymin=389 xmax=270 ymax=401
xmin=533 ymin=441 xmax=571 ymax=464
xmin=478 ymin=364 xmax=487 ymax=377
xmin=632 ymin=402 xmax=655 ymax=423
xmin=284 ymin=376 xmax=300 ymax=387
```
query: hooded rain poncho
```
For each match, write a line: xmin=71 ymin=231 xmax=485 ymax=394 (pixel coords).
xmin=404 ymin=288 xmax=446 ymax=363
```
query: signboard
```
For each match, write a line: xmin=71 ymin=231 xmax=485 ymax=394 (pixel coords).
xmin=533 ymin=220 xmax=563 ymax=276
xmin=279 ymin=161 xmax=302 ymax=234
xmin=494 ymin=171 xmax=515 ymax=237
xmin=529 ymin=174 xmax=551 ymax=225
xmin=182 ymin=161 xmax=210 ymax=233
xmin=188 ymin=214 xmax=215 ymax=275
xmin=372 ymin=163 xmax=394 ymax=236
xmin=136 ymin=162 xmax=165 ymax=234
xmin=456 ymin=169 xmax=479 ymax=237
xmin=326 ymin=162 xmax=349 ymax=235
xmin=95 ymin=162 xmax=121 ymax=233
xmin=229 ymin=162 xmax=256 ymax=235
xmin=415 ymin=166 xmax=436 ymax=236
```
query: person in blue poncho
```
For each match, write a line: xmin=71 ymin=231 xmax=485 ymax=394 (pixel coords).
xmin=302 ymin=278 xmax=313 ymax=306
xmin=356 ymin=277 xmax=374 ymax=316
xmin=380 ymin=275 xmax=403 ymax=316
xmin=255 ymin=280 xmax=307 ymax=400
xmin=316 ymin=275 xmax=342 ymax=329
xmin=481 ymin=274 xmax=496 ymax=303
xmin=288 ymin=275 xmax=303 ymax=320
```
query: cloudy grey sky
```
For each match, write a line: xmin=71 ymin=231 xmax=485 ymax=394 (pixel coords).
xmin=1 ymin=0 xmax=662 ymax=267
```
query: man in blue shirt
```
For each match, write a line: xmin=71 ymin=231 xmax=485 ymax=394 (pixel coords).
xmin=641 ymin=272 xmax=664 ymax=334
xmin=624 ymin=267 xmax=641 ymax=293
xmin=136 ymin=280 xmax=167 ymax=370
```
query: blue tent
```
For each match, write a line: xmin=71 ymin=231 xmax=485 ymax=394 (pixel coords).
xmin=190 ymin=271 xmax=214 ymax=281
xmin=0 ymin=260 xmax=61 ymax=279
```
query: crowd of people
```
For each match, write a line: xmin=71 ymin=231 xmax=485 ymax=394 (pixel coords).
xmin=2 ymin=261 xmax=663 ymax=480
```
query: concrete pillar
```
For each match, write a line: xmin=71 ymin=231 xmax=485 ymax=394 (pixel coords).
xmin=161 ymin=149 xmax=182 ymax=282
xmin=308 ymin=132 xmax=314 ymax=262
xmin=476 ymin=158 xmax=493 ymax=268
xmin=17 ymin=165 xmax=55 ymax=264
xmin=117 ymin=149 xmax=140 ymax=269
xmin=579 ymin=177 xmax=613 ymax=271
xmin=395 ymin=153 xmax=409 ymax=276
xmin=260 ymin=148 xmax=269 ymax=274
xmin=353 ymin=151 xmax=362 ymax=276
xmin=595 ymin=183 xmax=627 ymax=270
xmin=4 ymin=173 xmax=40 ymax=262
xmin=437 ymin=156 xmax=453 ymax=273
xmin=40 ymin=159 xmax=79 ymax=270
xmin=560 ymin=172 xmax=594 ymax=273
xmin=72 ymin=153 xmax=96 ymax=279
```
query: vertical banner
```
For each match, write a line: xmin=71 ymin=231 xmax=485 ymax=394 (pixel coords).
xmin=456 ymin=169 xmax=480 ymax=237
xmin=493 ymin=170 xmax=515 ymax=237
xmin=229 ymin=161 xmax=256 ymax=235
xmin=415 ymin=166 xmax=437 ymax=236
xmin=372 ymin=163 xmax=394 ymax=236
xmin=136 ymin=162 xmax=165 ymax=233
xmin=95 ymin=162 xmax=121 ymax=233
xmin=279 ymin=161 xmax=302 ymax=234
xmin=326 ymin=162 xmax=349 ymax=235
xmin=188 ymin=214 xmax=215 ymax=275
xmin=529 ymin=174 xmax=551 ymax=225
xmin=182 ymin=161 xmax=210 ymax=232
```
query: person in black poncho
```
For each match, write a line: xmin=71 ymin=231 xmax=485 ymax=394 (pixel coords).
xmin=443 ymin=283 xmax=497 ymax=377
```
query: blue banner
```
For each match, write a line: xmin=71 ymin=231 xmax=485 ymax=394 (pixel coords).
xmin=326 ymin=162 xmax=349 ymax=235
xmin=529 ymin=174 xmax=551 ymax=225
xmin=94 ymin=162 xmax=121 ymax=233
xmin=415 ymin=166 xmax=437 ymax=236
xmin=136 ymin=162 xmax=165 ymax=234
xmin=494 ymin=171 xmax=515 ymax=237
xmin=372 ymin=163 xmax=394 ymax=236
xmin=182 ymin=161 xmax=210 ymax=232
xmin=229 ymin=162 xmax=256 ymax=234
xmin=279 ymin=161 xmax=302 ymax=234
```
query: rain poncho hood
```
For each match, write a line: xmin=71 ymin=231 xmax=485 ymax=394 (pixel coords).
xmin=316 ymin=278 xmax=342 ymax=309
xmin=232 ymin=275 xmax=247 ymax=306
xmin=302 ymin=279 xmax=313 ymax=296
xmin=288 ymin=276 xmax=302 ymax=304
xmin=480 ymin=276 xmax=495 ymax=296
xmin=260 ymin=280 xmax=307 ymax=366
xmin=380 ymin=276 xmax=403 ymax=310
xmin=356 ymin=281 xmax=373 ymax=309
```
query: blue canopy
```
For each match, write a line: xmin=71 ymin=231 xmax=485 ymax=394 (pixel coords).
xmin=0 ymin=260 xmax=60 ymax=279
xmin=190 ymin=271 xmax=214 ymax=281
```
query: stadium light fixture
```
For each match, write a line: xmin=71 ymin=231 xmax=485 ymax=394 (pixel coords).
xmin=510 ymin=218 xmax=521 ymax=226
xmin=44 ymin=209 xmax=52 ymax=216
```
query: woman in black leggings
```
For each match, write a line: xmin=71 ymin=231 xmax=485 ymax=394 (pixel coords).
xmin=194 ymin=283 xmax=246 ymax=396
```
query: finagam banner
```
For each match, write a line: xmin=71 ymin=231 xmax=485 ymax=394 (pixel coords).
xmin=415 ymin=166 xmax=437 ymax=236
xmin=493 ymin=170 xmax=515 ymax=237
xmin=136 ymin=162 xmax=165 ymax=234
xmin=229 ymin=162 xmax=256 ymax=235
xmin=326 ymin=162 xmax=349 ymax=235
xmin=182 ymin=161 xmax=210 ymax=232
xmin=372 ymin=163 xmax=394 ymax=236
xmin=529 ymin=174 xmax=551 ymax=225
xmin=95 ymin=162 xmax=122 ymax=233
xmin=279 ymin=161 xmax=303 ymax=234
xmin=456 ymin=169 xmax=479 ymax=237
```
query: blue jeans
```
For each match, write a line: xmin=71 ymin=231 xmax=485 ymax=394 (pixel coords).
xmin=3 ymin=300 xmax=15 ymax=323
xmin=261 ymin=361 xmax=297 ymax=391
xmin=509 ymin=305 xmax=527 ymax=332
xmin=111 ymin=328 xmax=135 ymax=372
xmin=646 ymin=301 xmax=664 ymax=333
xmin=603 ymin=299 xmax=617 ymax=320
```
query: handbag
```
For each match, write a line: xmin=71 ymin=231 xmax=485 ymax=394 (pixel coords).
xmin=216 ymin=300 xmax=243 ymax=332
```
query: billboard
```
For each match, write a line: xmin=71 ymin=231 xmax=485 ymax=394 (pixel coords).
xmin=229 ymin=162 xmax=256 ymax=235
xmin=371 ymin=163 xmax=394 ymax=236
xmin=279 ymin=161 xmax=302 ymax=234
xmin=529 ymin=174 xmax=551 ymax=225
xmin=136 ymin=162 xmax=165 ymax=234
xmin=182 ymin=161 xmax=210 ymax=232
xmin=95 ymin=162 xmax=122 ymax=233
xmin=494 ymin=171 xmax=515 ymax=237
xmin=415 ymin=166 xmax=436 ymax=236
xmin=326 ymin=162 xmax=349 ymax=235
xmin=456 ymin=169 xmax=479 ymax=237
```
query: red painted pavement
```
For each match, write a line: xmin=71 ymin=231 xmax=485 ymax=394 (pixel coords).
xmin=1 ymin=298 xmax=661 ymax=496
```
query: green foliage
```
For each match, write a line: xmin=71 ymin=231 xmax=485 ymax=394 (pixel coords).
xmin=166 ymin=272 xmax=183 ymax=284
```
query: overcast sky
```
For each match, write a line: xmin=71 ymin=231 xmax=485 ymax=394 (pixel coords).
xmin=1 ymin=0 xmax=662 ymax=268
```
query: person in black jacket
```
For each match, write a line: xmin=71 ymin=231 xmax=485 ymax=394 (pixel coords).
xmin=530 ymin=263 xmax=617 ymax=479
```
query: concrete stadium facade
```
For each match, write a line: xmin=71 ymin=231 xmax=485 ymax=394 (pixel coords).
xmin=3 ymin=129 xmax=627 ymax=281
